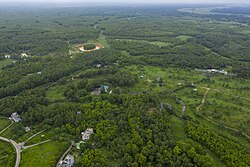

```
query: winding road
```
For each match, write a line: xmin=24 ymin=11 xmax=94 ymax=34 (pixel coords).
xmin=0 ymin=124 xmax=50 ymax=167
xmin=0 ymin=136 xmax=21 ymax=167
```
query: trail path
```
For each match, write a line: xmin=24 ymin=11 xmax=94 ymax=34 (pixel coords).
xmin=199 ymin=86 xmax=250 ymax=101
xmin=196 ymin=88 xmax=210 ymax=112
xmin=0 ymin=128 xmax=51 ymax=167
xmin=197 ymin=87 xmax=250 ymax=141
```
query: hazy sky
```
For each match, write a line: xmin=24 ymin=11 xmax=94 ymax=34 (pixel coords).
xmin=0 ymin=0 xmax=249 ymax=4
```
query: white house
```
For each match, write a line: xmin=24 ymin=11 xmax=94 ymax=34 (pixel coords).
xmin=20 ymin=53 xmax=30 ymax=58
xmin=5 ymin=55 xmax=11 ymax=59
xmin=9 ymin=112 xmax=21 ymax=122
xmin=59 ymin=155 xmax=74 ymax=167
xmin=81 ymin=128 xmax=94 ymax=141
xmin=25 ymin=127 xmax=31 ymax=132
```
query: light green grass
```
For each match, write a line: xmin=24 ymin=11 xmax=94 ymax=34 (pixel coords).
xmin=88 ymin=33 xmax=110 ymax=48
xmin=170 ymin=116 xmax=186 ymax=140
xmin=115 ymin=39 xmax=170 ymax=47
xmin=201 ymin=90 xmax=250 ymax=134
xmin=46 ymin=85 xmax=66 ymax=102
xmin=97 ymin=34 xmax=110 ymax=48
xmin=0 ymin=119 xmax=10 ymax=132
xmin=20 ymin=140 xmax=69 ymax=167
xmin=25 ymin=131 xmax=51 ymax=146
xmin=176 ymin=35 xmax=192 ymax=41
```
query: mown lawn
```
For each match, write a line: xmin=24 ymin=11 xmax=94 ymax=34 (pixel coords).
xmin=0 ymin=119 xmax=10 ymax=132
xmin=20 ymin=140 xmax=69 ymax=167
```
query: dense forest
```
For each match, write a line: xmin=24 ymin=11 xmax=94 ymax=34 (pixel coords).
xmin=0 ymin=4 xmax=249 ymax=167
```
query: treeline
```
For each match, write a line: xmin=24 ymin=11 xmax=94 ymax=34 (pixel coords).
xmin=109 ymin=40 xmax=227 ymax=69
xmin=19 ymin=94 xmax=216 ymax=167
xmin=0 ymin=49 xmax=123 ymax=99
xmin=0 ymin=8 xmax=100 ymax=56
xmin=233 ymin=67 xmax=250 ymax=79
xmin=185 ymin=121 xmax=250 ymax=166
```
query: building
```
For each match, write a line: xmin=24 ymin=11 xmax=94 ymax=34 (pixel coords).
xmin=25 ymin=127 xmax=31 ymax=132
xmin=81 ymin=128 xmax=93 ymax=141
xmin=20 ymin=53 xmax=30 ymax=58
xmin=96 ymin=64 xmax=101 ymax=68
xmin=9 ymin=112 xmax=21 ymax=122
xmin=4 ymin=55 xmax=11 ymax=59
xmin=91 ymin=88 xmax=101 ymax=95
xmin=103 ymin=85 xmax=109 ymax=92
xmin=59 ymin=155 xmax=74 ymax=167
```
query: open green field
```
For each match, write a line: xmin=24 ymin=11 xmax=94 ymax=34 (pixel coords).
xmin=201 ymin=90 xmax=250 ymax=134
xmin=20 ymin=141 xmax=69 ymax=167
xmin=25 ymin=131 xmax=52 ymax=146
xmin=0 ymin=119 xmax=10 ymax=132
xmin=46 ymin=85 xmax=67 ymax=102
xmin=114 ymin=38 xmax=170 ymax=47
xmin=176 ymin=35 xmax=192 ymax=41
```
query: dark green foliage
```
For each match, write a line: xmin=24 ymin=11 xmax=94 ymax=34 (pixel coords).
xmin=185 ymin=121 xmax=250 ymax=167
xmin=84 ymin=44 xmax=96 ymax=50
xmin=0 ymin=5 xmax=249 ymax=167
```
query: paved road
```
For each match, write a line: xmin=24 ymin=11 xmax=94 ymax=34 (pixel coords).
xmin=0 ymin=136 xmax=10 ymax=142
xmin=0 ymin=136 xmax=21 ymax=167
xmin=23 ymin=140 xmax=51 ymax=150
xmin=24 ymin=130 xmax=46 ymax=143
xmin=0 ymin=127 xmax=49 ymax=167
xmin=56 ymin=142 xmax=73 ymax=167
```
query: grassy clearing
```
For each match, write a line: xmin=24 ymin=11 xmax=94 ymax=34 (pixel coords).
xmin=20 ymin=140 xmax=69 ymax=167
xmin=0 ymin=119 xmax=10 ymax=132
xmin=25 ymin=131 xmax=52 ymax=146
xmin=46 ymin=85 xmax=66 ymax=102
xmin=199 ymin=74 xmax=250 ymax=98
xmin=170 ymin=116 xmax=186 ymax=140
xmin=169 ymin=116 xmax=226 ymax=166
xmin=115 ymin=39 xmax=170 ymax=47
xmin=97 ymin=34 xmax=110 ymax=48
xmin=88 ymin=33 xmax=110 ymax=48
xmin=1 ymin=123 xmax=15 ymax=138
xmin=149 ymin=41 xmax=170 ymax=47
xmin=201 ymin=90 xmax=250 ymax=134
xmin=176 ymin=35 xmax=192 ymax=41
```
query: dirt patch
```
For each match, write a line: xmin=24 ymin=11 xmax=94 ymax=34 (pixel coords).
xmin=147 ymin=108 xmax=156 ymax=114
xmin=78 ymin=43 xmax=104 ymax=52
